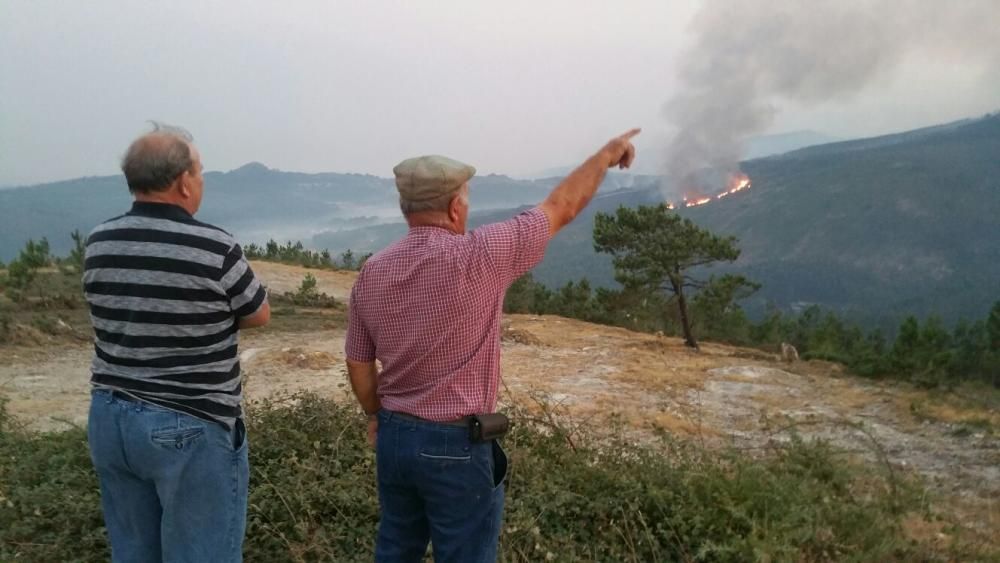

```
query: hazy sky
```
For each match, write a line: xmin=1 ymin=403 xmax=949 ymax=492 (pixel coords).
xmin=2 ymin=0 xmax=997 ymax=186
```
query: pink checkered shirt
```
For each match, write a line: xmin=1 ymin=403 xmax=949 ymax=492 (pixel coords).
xmin=346 ymin=207 xmax=550 ymax=421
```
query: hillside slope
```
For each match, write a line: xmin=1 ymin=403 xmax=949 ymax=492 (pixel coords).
xmin=482 ymin=115 xmax=1000 ymax=325
xmin=2 ymin=261 xmax=996 ymax=541
xmin=3 ymin=115 xmax=997 ymax=327
xmin=699 ymin=113 xmax=1000 ymax=323
xmin=306 ymin=114 xmax=1000 ymax=325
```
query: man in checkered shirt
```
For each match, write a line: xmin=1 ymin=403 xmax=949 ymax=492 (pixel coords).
xmin=346 ymin=128 xmax=639 ymax=562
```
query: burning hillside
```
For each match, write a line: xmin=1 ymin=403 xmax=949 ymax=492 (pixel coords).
xmin=669 ymin=173 xmax=751 ymax=210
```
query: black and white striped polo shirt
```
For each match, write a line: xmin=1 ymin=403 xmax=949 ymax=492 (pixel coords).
xmin=83 ymin=201 xmax=267 ymax=429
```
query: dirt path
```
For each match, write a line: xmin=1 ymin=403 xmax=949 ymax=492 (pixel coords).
xmin=0 ymin=329 xmax=353 ymax=432
xmin=1 ymin=262 xmax=996 ymax=537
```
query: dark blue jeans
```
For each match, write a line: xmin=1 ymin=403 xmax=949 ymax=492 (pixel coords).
xmin=375 ymin=410 xmax=507 ymax=563
xmin=88 ymin=389 xmax=249 ymax=563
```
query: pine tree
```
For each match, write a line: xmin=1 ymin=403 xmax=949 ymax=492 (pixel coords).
xmin=594 ymin=205 xmax=743 ymax=349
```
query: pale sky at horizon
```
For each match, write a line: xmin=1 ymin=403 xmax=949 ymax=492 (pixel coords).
xmin=2 ymin=0 xmax=998 ymax=187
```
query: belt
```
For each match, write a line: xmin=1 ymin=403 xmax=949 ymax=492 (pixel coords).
xmin=391 ymin=411 xmax=471 ymax=428
xmin=109 ymin=389 xmax=143 ymax=404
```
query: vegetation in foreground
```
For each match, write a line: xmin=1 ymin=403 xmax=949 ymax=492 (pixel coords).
xmin=1 ymin=233 xmax=997 ymax=560
xmin=3 ymin=393 xmax=992 ymax=562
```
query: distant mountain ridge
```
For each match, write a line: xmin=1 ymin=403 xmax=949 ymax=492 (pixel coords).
xmin=314 ymin=113 xmax=1000 ymax=328
xmin=2 ymin=113 xmax=997 ymax=328
xmin=0 ymin=165 xmax=560 ymax=260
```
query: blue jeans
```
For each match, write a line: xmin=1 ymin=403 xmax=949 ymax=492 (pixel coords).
xmin=375 ymin=410 xmax=507 ymax=563
xmin=88 ymin=389 xmax=249 ymax=563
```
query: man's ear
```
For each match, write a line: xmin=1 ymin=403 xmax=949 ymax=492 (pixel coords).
xmin=177 ymin=171 xmax=192 ymax=198
xmin=448 ymin=194 xmax=461 ymax=223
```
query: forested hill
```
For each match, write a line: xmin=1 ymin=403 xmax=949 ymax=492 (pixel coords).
xmin=315 ymin=113 xmax=1000 ymax=326
xmin=0 ymin=164 xmax=588 ymax=260
xmin=3 ymin=113 xmax=997 ymax=326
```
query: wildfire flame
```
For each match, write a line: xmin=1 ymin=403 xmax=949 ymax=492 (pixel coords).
xmin=672 ymin=173 xmax=751 ymax=210
xmin=685 ymin=197 xmax=712 ymax=208
xmin=716 ymin=175 xmax=751 ymax=200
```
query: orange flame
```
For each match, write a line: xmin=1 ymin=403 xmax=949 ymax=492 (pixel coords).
xmin=671 ymin=173 xmax=751 ymax=209
xmin=685 ymin=197 xmax=712 ymax=207
xmin=716 ymin=174 xmax=751 ymax=199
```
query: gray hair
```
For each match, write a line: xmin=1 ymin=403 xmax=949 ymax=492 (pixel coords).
xmin=121 ymin=122 xmax=196 ymax=194
xmin=398 ymin=187 xmax=467 ymax=216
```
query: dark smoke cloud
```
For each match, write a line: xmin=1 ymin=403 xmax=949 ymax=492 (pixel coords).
xmin=663 ymin=0 xmax=1000 ymax=196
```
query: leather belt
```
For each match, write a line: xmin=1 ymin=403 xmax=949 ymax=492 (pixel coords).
xmin=391 ymin=410 xmax=470 ymax=428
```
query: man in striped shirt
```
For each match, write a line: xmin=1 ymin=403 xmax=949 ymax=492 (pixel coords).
xmin=84 ymin=123 xmax=269 ymax=563
xmin=347 ymin=128 xmax=639 ymax=561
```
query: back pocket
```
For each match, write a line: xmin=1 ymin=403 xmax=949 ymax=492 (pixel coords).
xmin=418 ymin=452 xmax=471 ymax=462
xmin=418 ymin=433 xmax=472 ymax=462
xmin=152 ymin=426 xmax=205 ymax=451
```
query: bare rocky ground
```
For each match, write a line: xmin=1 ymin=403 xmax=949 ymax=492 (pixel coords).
xmin=1 ymin=262 xmax=997 ymax=545
xmin=250 ymin=261 xmax=357 ymax=300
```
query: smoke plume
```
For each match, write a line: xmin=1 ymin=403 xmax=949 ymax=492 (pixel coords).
xmin=664 ymin=0 xmax=1000 ymax=196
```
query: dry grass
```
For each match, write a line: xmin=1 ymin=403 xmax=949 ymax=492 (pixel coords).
xmin=907 ymin=391 xmax=1000 ymax=429
xmin=257 ymin=347 xmax=339 ymax=370
xmin=249 ymin=260 xmax=357 ymax=300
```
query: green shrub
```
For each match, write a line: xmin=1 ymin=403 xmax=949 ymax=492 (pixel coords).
xmin=5 ymin=259 xmax=37 ymax=292
xmin=270 ymin=275 xmax=341 ymax=309
xmin=243 ymin=395 xmax=380 ymax=560
xmin=297 ymin=273 xmax=318 ymax=298
xmin=30 ymin=315 xmax=59 ymax=336
xmin=4 ymin=238 xmax=52 ymax=293
xmin=0 ymin=394 xmax=960 ymax=562
xmin=0 ymin=400 xmax=106 ymax=561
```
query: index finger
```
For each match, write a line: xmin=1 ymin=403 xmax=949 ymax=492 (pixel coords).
xmin=619 ymin=128 xmax=641 ymax=140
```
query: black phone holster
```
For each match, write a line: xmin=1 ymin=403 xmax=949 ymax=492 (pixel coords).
xmin=468 ymin=413 xmax=509 ymax=443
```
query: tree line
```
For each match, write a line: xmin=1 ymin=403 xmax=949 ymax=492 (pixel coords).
xmin=3 ymin=218 xmax=997 ymax=387
xmin=0 ymin=233 xmax=85 ymax=302
xmin=243 ymin=240 xmax=370 ymax=271
xmin=0 ymin=235 xmax=367 ymax=294
xmin=503 ymin=204 xmax=999 ymax=388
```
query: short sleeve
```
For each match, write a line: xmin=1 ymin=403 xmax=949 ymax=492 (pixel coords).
xmin=219 ymin=244 xmax=268 ymax=318
xmin=470 ymin=207 xmax=550 ymax=286
xmin=345 ymin=281 xmax=376 ymax=362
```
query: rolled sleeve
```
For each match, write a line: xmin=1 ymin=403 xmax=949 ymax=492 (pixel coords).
xmin=220 ymin=244 xmax=268 ymax=319
xmin=471 ymin=207 xmax=551 ymax=286
xmin=345 ymin=282 xmax=376 ymax=362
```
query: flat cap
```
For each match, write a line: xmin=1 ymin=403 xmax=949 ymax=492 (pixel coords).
xmin=392 ymin=155 xmax=476 ymax=202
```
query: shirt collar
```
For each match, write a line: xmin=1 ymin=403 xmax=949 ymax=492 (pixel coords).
xmin=128 ymin=201 xmax=193 ymax=221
